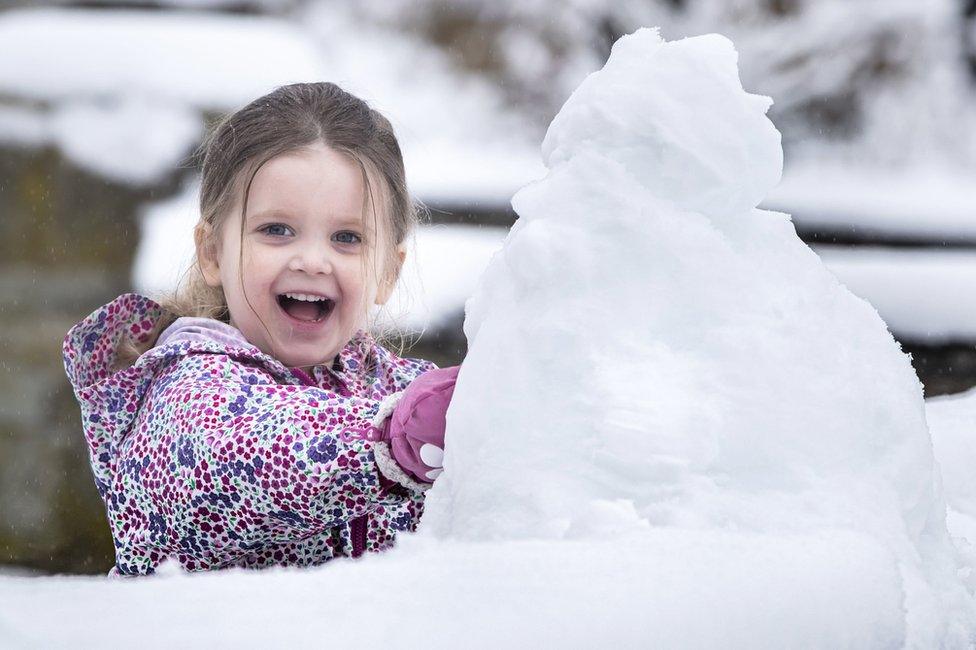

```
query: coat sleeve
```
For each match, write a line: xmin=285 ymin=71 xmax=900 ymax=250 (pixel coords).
xmin=128 ymin=353 xmax=426 ymax=552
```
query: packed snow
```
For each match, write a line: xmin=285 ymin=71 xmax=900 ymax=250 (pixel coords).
xmin=4 ymin=28 xmax=975 ymax=649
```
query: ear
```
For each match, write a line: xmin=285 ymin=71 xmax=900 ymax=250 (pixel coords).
xmin=194 ymin=221 xmax=222 ymax=288
xmin=375 ymin=245 xmax=406 ymax=306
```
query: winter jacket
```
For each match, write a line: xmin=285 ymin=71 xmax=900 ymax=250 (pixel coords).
xmin=62 ymin=293 xmax=437 ymax=576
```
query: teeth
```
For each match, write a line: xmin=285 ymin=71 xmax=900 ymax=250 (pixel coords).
xmin=282 ymin=292 xmax=329 ymax=302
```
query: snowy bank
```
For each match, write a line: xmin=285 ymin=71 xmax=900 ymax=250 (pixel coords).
xmin=0 ymin=532 xmax=928 ymax=648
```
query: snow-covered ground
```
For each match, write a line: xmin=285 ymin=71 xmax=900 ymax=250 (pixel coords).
xmin=0 ymin=532 xmax=943 ymax=647
xmin=2 ymin=389 xmax=974 ymax=648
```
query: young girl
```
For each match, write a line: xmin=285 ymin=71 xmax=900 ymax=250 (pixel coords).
xmin=62 ymin=82 xmax=459 ymax=576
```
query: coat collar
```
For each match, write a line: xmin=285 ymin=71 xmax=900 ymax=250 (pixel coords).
xmin=63 ymin=292 xmax=378 ymax=394
xmin=153 ymin=310 xmax=379 ymax=390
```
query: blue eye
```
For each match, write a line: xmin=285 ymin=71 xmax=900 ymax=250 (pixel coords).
xmin=333 ymin=231 xmax=362 ymax=245
xmin=260 ymin=223 xmax=294 ymax=237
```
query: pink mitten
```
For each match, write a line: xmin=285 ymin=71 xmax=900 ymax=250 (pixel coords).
xmin=373 ymin=366 xmax=459 ymax=489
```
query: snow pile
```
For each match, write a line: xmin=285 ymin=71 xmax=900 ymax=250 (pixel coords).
xmin=420 ymin=28 xmax=974 ymax=644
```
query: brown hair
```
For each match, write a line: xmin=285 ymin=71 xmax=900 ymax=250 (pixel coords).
xmin=115 ymin=82 xmax=423 ymax=370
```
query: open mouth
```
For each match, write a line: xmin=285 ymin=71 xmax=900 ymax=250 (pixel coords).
xmin=276 ymin=294 xmax=335 ymax=323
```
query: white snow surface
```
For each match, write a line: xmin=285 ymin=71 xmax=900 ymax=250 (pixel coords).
xmin=5 ymin=29 xmax=975 ymax=649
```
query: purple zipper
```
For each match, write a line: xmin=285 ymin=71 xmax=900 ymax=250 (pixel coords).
xmin=351 ymin=515 xmax=367 ymax=558
xmin=290 ymin=366 xmax=351 ymax=397
xmin=289 ymin=367 xmax=316 ymax=386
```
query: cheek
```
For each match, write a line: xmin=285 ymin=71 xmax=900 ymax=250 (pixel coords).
xmin=238 ymin=246 xmax=279 ymax=290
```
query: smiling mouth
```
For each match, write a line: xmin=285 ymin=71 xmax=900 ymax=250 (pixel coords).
xmin=276 ymin=295 xmax=335 ymax=323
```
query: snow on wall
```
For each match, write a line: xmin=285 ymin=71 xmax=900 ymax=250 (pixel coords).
xmin=0 ymin=6 xmax=543 ymax=197
xmin=768 ymin=163 xmax=976 ymax=241
xmin=814 ymin=247 xmax=976 ymax=343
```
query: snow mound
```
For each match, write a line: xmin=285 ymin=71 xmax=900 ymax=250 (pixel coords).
xmin=419 ymin=28 xmax=975 ymax=645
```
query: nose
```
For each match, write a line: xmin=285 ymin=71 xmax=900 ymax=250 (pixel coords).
xmin=287 ymin=240 xmax=334 ymax=275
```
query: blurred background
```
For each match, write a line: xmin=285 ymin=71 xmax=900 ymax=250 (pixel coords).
xmin=1 ymin=0 xmax=974 ymax=575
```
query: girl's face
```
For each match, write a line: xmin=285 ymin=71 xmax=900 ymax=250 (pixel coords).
xmin=197 ymin=142 xmax=403 ymax=370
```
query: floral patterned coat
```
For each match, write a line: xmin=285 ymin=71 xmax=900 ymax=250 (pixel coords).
xmin=62 ymin=293 xmax=437 ymax=576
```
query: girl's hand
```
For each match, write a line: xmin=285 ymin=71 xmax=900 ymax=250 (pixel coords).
xmin=380 ymin=365 xmax=459 ymax=485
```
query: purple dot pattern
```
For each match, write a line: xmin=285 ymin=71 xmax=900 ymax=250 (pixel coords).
xmin=62 ymin=293 xmax=437 ymax=576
